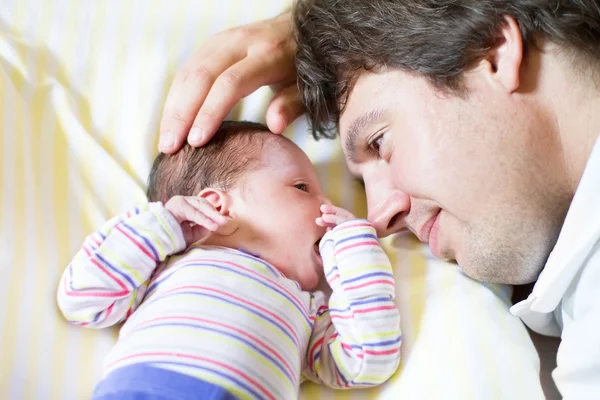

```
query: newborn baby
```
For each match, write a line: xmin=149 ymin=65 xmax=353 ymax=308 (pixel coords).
xmin=58 ymin=121 xmax=401 ymax=400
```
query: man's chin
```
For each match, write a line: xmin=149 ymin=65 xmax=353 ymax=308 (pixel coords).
xmin=459 ymin=258 xmax=541 ymax=285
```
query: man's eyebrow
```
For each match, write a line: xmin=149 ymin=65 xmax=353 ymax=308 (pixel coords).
xmin=344 ymin=108 xmax=385 ymax=164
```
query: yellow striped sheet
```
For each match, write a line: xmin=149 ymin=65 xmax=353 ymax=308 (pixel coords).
xmin=0 ymin=1 xmax=545 ymax=399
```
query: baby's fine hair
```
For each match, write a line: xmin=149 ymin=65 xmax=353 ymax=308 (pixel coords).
xmin=147 ymin=121 xmax=272 ymax=203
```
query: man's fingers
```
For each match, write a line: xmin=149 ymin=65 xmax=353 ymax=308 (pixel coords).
xmin=266 ymin=83 xmax=305 ymax=134
xmin=189 ymin=56 xmax=286 ymax=146
xmin=159 ymin=50 xmax=243 ymax=153
xmin=158 ymin=12 xmax=296 ymax=152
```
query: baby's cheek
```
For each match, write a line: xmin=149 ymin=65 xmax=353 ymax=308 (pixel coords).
xmin=301 ymin=269 xmax=321 ymax=292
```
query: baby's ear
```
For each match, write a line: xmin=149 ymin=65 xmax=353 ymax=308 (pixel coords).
xmin=197 ymin=188 xmax=231 ymax=216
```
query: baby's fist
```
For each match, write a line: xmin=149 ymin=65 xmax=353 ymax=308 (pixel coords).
xmin=165 ymin=196 xmax=236 ymax=245
xmin=316 ymin=204 xmax=356 ymax=230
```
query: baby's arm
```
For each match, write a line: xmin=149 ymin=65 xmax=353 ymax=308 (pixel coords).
xmin=305 ymin=212 xmax=401 ymax=388
xmin=57 ymin=203 xmax=187 ymax=328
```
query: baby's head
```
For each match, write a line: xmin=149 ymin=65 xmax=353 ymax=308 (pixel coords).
xmin=148 ymin=121 xmax=328 ymax=290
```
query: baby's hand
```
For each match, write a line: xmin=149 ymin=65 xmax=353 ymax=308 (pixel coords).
xmin=165 ymin=196 xmax=236 ymax=246
xmin=316 ymin=204 xmax=357 ymax=230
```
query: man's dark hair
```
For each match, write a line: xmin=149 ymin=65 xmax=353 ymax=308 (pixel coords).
xmin=293 ymin=0 xmax=600 ymax=139
xmin=147 ymin=121 xmax=270 ymax=203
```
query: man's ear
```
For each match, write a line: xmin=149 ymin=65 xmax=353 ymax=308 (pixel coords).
xmin=197 ymin=188 xmax=231 ymax=216
xmin=479 ymin=15 xmax=523 ymax=93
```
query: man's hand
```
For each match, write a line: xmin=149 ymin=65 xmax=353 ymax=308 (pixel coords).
xmin=165 ymin=196 xmax=236 ymax=246
xmin=316 ymin=204 xmax=357 ymax=230
xmin=159 ymin=12 xmax=303 ymax=153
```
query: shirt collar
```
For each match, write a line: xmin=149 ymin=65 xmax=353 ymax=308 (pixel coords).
xmin=513 ymin=135 xmax=600 ymax=313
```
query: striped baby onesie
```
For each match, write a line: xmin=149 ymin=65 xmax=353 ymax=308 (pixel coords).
xmin=57 ymin=202 xmax=401 ymax=399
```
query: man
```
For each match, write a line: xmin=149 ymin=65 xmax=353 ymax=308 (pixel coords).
xmin=158 ymin=1 xmax=600 ymax=397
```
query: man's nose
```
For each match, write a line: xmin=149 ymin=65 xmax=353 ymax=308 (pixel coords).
xmin=364 ymin=170 xmax=410 ymax=237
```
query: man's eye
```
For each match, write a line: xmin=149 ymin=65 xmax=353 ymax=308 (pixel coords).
xmin=374 ymin=137 xmax=383 ymax=152
xmin=295 ymin=183 xmax=308 ymax=192
xmin=368 ymin=132 xmax=389 ymax=160
xmin=368 ymin=135 xmax=384 ymax=156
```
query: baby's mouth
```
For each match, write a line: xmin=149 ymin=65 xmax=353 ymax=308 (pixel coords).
xmin=313 ymin=239 xmax=323 ymax=266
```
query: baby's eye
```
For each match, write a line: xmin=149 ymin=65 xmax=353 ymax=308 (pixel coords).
xmin=295 ymin=183 xmax=308 ymax=192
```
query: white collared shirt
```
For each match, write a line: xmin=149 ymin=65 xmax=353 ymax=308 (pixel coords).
xmin=511 ymin=136 xmax=600 ymax=399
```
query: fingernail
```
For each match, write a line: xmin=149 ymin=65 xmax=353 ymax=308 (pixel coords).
xmin=188 ymin=127 xmax=204 ymax=145
xmin=159 ymin=131 xmax=174 ymax=150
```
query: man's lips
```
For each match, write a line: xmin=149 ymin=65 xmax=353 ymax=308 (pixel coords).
xmin=418 ymin=210 xmax=441 ymax=244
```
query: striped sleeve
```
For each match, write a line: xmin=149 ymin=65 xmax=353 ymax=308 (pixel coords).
xmin=303 ymin=219 xmax=401 ymax=388
xmin=57 ymin=202 xmax=186 ymax=328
